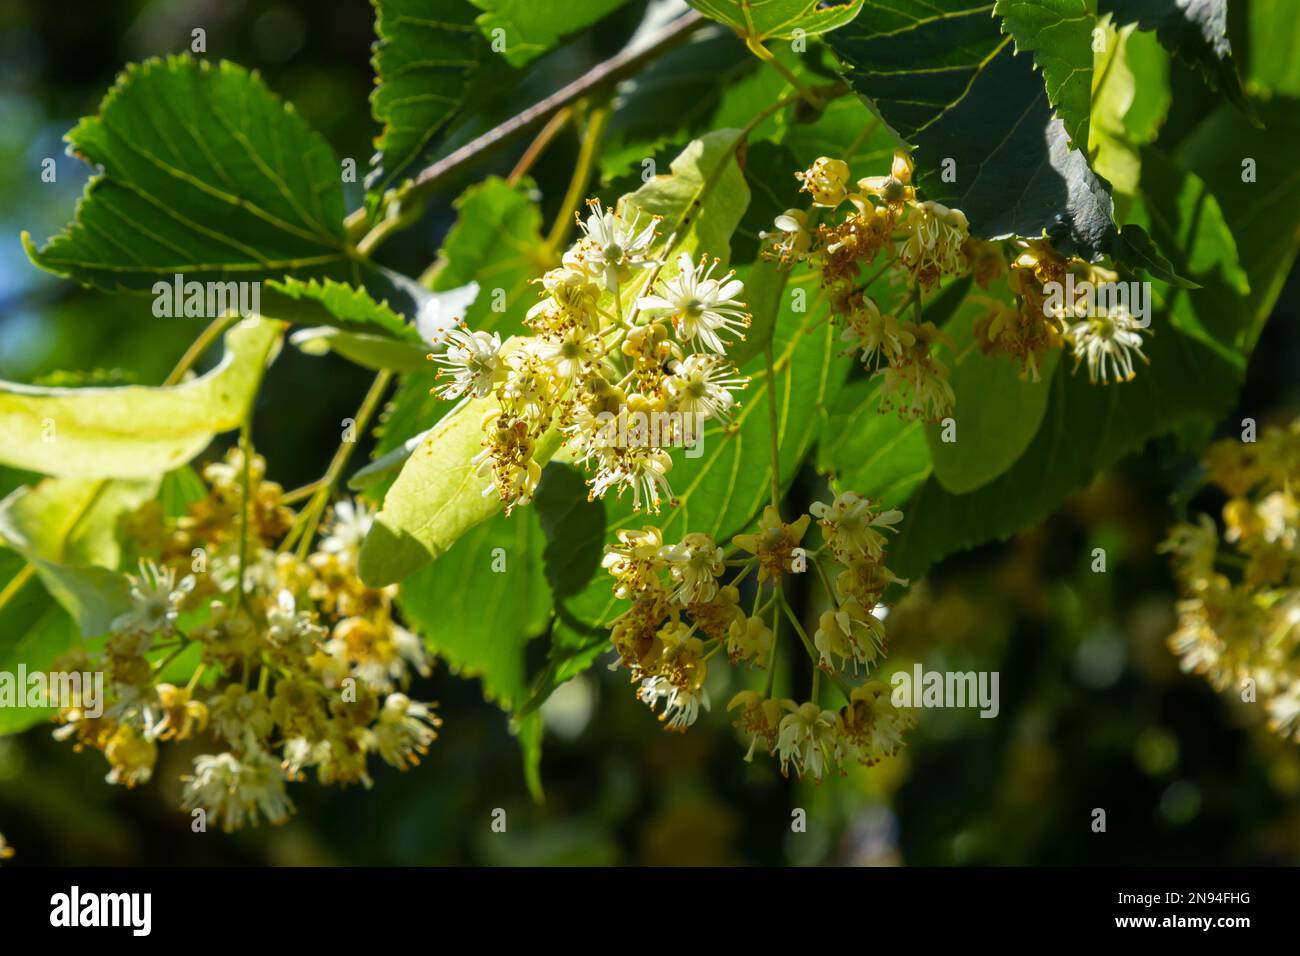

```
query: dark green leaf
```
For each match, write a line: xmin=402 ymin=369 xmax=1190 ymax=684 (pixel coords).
xmin=1124 ymin=147 xmax=1249 ymax=365
xmin=995 ymin=0 xmax=1097 ymax=151
xmin=26 ymin=57 xmax=354 ymax=289
xmin=1109 ymin=223 xmax=1197 ymax=287
xmin=397 ymin=507 xmax=551 ymax=796
xmin=926 ymin=300 xmax=1063 ymax=494
xmin=1177 ymin=98 xmax=1300 ymax=351
xmin=827 ymin=1 xmax=1117 ymax=259
xmin=469 ymin=0 xmax=632 ymax=67
xmin=367 ymin=0 xmax=484 ymax=202
xmin=0 ymin=553 xmax=80 ymax=735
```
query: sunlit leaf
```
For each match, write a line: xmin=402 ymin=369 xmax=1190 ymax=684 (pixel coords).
xmin=688 ymin=0 xmax=866 ymax=40
xmin=0 ymin=318 xmax=282 ymax=479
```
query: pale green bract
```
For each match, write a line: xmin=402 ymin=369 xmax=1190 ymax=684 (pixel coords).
xmin=0 ymin=318 xmax=282 ymax=479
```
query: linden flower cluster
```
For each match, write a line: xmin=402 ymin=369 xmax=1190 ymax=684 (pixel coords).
xmin=764 ymin=151 xmax=977 ymax=423
xmin=1161 ymin=419 xmax=1300 ymax=740
xmin=429 ymin=198 xmax=751 ymax=514
xmin=0 ymin=832 xmax=12 ymax=864
xmin=975 ymin=239 xmax=1151 ymax=385
xmin=49 ymin=449 xmax=439 ymax=832
xmin=602 ymin=493 xmax=914 ymax=781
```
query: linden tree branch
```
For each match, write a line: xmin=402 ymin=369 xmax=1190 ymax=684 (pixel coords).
xmin=346 ymin=9 xmax=709 ymax=247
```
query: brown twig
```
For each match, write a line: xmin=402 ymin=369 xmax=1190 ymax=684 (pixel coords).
xmin=400 ymin=11 xmax=706 ymax=204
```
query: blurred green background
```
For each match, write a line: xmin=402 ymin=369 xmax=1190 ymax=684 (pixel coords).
xmin=0 ymin=0 xmax=1297 ymax=866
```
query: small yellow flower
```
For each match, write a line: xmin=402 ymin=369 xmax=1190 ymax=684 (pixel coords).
xmin=857 ymin=149 xmax=915 ymax=206
xmin=732 ymin=506 xmax=811 ymax=583
xmin=727 ymin=614 xmax=773 ymax=668
xmin=775 ymin=700 xmax=838 ymax=781
xmin=834 ymin=681 xmax=914 ymax=767
xmin=104 ymin=724 xmax=157 ymax=788
xmin=728 ymin=691 xmax=786 ymax=760
xmin=813 ymin=599 xmax=885 ymax=674
xmin=797 ymin=157 xmax=851 ymax=206
xmin=149 ymin=684 xmax=209 ymax=742
xmin=762 ymin=208 xmax=813 ymax=262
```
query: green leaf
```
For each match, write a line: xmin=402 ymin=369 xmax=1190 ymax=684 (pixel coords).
xmin=357 ymin=366 xmax=564 ymax=587
xmin=1108 ymin=223 xmax=1196 ymax=288
xmin=926 ymin=297 xmax=1063 ymax=494
xmin=891 ymin=320 xmax=1240 ymax=581
xmin=367 ymin=0 xmax=484 ymax=201
xmin=0 ymin=554 xmax=80 ymax=735
xmin=269 ymin=276 xmax=432 ymax=370
xmin=398 ymin=508 xmax=549 ymax=703
xmin=0 ymin=317 xmax=282 ymax=479
xmin=1243 ymin=0 xmax=1300 ymax=98
xmin=728 ymin=258 xmax=789 ymax=369
xmin=1086 ymin=24 xmax=1150 ymax=210
xmin=1177 ymin=98 xmax=1300 ymax=351
xmin=519 ymin=465 xmax=611 ymax=717
xmin=816 ymin=378 xmax=931 ymax=509
xmin=264 ymin=277 xmax=423 ymax=341
xmin=827 ymin=1 xmax=1117 ymax=259
xmin=424 ymin=176 xmax=547 ymax=337
xmin=159 ymin=466 xmax=208 ymax=518
xmin=688 ymin=0 xmax=867 ymax=40
xmin=1119 ymin=27 xmax=1170 ymax=144
xmin=1123 ymin=148 xmax=1248 ymax=365
xmin=269 ymin=277 xmax=431 ymax=374
xmin=776 ymin=86 xmax=897 ymax=167
xmin=732 ymin=140 xmax=802 ymax=265
xmin=0 ymin=477 xmax=159 ymax=636
xmin=469 ymin=0 xmax=631 ymax=67
xmin=25 ymin=57 xmax=354 ymax=290
xmin=995 ymin=0 xmax=1096 ymax=151
xmin=1100 ymin=0 xmax=1259 ymax=125
xmin=622 ymin=128 xmax=751 ymax=266
xmin=397 ymin=503 xmax=551 ymax=799
xmin=289 ymin=327 xmax=430 ymax=372
xmin=533 ymin=465 xmax=607 ymax=602
xmin=815 ymin=274 xmax=967 ymax=502
xmin=0 ymin=477 xmax=157 ymax=568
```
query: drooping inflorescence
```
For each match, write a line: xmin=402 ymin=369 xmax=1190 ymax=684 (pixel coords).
xmin=980 ymin=240 xmax=1152 ymax=385
xmin=767 ymin=151 xmax=1156 ymax=423
xmin=428 ymin=198 xmax=753 ymax=516
xmin=764 ymin=150 xmax=971 ymax=423
xmin=1162 ymin=419 xmax=1300 ymax=739
xmin=601 ymin=492 xmax=916 ymax=782
xmin=49 ymin=449 xmax=439 ymax=832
